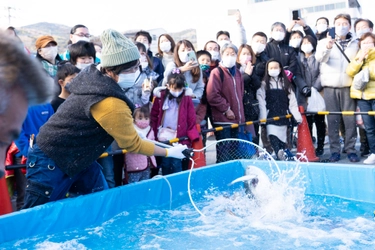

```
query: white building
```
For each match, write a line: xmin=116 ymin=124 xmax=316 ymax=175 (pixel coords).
xmin=196 ymin=0 xmax=364 ymax=49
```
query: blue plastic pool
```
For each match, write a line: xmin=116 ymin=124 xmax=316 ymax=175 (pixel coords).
xmin=1 ymin=160 xmax=375 ymax=249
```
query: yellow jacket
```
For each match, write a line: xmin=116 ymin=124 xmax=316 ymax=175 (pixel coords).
xmin=347 ymin=48 xmax=375 ymax=100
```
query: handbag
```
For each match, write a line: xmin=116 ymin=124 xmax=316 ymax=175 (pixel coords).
xmin=307 ymin=87 xmax=326 ymax=112
xmin=352 ymin=67 xmax=370 ymax=90
xmin=157 ymin=127 xmax=177 ymax=142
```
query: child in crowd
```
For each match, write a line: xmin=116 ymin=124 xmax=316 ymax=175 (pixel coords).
xmin=69 ymin=40 xmax=96 ymax=69
xmin=257 ymin=58 xmax=302 ymax=160
xmin=125 ymin=105 xmax=156 ymax=183
xmin=151 ymin=70 xmax=199 ymax=175
xmin=51 ymin=61 xmax=80 ymax=112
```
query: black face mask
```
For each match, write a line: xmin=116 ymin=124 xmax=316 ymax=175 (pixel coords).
xmin=0 ymin=169 xmax=5 ymax=179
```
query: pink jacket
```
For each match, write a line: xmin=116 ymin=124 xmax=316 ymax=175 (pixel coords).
xmin=151 ymin=88 xmax=199 ymax=147
xmin=125 ymin=128 xmax=157 ymax=172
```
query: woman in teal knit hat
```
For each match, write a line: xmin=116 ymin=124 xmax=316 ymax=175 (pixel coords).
xmin=22 ymin=29 xmax=189 ymax=209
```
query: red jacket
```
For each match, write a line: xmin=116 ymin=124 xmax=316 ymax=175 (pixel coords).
xmin=207 ymin=65 xmax=245 ymax=124
xmin=151 ymin=88 xmax=199 ymax=147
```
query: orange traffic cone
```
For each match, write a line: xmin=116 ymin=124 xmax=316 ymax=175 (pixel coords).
xmin=188 ymin=124 xmax=206 ymax=169
xmin=297 ymin=106 xmax=319 ymax=162
xmin=0 ymin=177 xmax=13 ymax=215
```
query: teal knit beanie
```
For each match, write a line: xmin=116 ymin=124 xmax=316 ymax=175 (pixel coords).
xmin=100 ymin=29 xmax=140 ymax=67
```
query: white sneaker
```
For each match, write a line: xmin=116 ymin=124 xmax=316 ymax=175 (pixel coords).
xmin=277 ymin=149 xmax=286 ymax=161
xmin=364 ymin=153 xmax=375 ymax=164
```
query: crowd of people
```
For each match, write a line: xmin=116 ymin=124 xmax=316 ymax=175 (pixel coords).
xmin=2 ymin=11 xmax=375 ymax=211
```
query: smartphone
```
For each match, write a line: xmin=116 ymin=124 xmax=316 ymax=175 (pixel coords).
xmin=328 ymin=27 xmax=336 ymax=38
xmin=187 ymin=51 xmax=197 ymax=63
xmin=292 ymin=10 xmax=300 ymax=21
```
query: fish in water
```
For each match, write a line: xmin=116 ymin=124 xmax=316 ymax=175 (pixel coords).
xmin=229 ymin=165 xmax=272 ymax=199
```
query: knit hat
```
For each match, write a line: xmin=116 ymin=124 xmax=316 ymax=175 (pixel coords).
xmin=220 ymin=43 xmax=238 ymax=55
xmin=100 ymin=29 xmax=140 ymax=67
xmin=35 ymin=35 xmax=57 ymax=50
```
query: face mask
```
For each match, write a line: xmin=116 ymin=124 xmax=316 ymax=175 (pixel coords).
xmin=209 ymin=51 xmax=220 ymax=61
xmin=179 ymin=51 xmax=188 ymax=63
xmin=75 ymin=36 xmax=90 ymax=43
xmin=251 ymin=42 xmax=266 ymax=54
xmin=140 ymin=55 xmax=148 ymax=70
xmin=272 ymin=31 xmax=285 ymax=41
xmin=160 ymin=41 xmax=171 ymax=52
xmin=142 ymin=43 xmax=149 ymax=51
xmin=135 ymin=119 xmax=150 ymax=129
xmin=96 ymin=52 xmax=102 ymax=60
xmin=357 ymin=28 xmax=371 ymax=38
xmin=361 ymin=43 xmax=375 ymax=50
xmin=170 ymin=89 xmax=183 ymax=98
xmin=289 ymin=38 xmax=302 ymax=48
xmin=222 ymin=56 xmax=236 ymax=68
xmin=218 ymin=40 xmax=230 ymax=49
xmin=301 ymin=43 xmax=314 ymax=54
xmin=335 ymin=25 xmax=350 ymax=37
xmin=239 ymin=55 xmax=251 ymax=65
xmin=316 ymin=24 xmax=328 ymax=33
xmin=200 ymin=64 xmax=210 ymax=71
xmin=268 ymin=69 xmax=280 ymax=77
xmin=117 ymin=69 xmax=140 ymax=89
xmin=76 ymin=63 xmax=91 ymax=69
xmin=40 ymin=46 xmax=58 ymax=62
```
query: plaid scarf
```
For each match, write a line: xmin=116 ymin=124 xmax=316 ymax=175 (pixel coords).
xmin=336 ymin=33 xmax=353 ymax=51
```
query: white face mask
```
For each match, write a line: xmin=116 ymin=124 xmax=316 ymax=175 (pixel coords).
xmin=239 ymin=55 xmax=251 ymax=65
xmin=316 ymin=24 xmax=328 ymax=33
xmin=117 ymin=69 xmax=140 ymax=89
xmin=218 ymin=40 xmax=230 ymax=49
xmin=179 ymin=51 xmax=188 ymax=63
xmin=251 ymin=42 xmax=266 ymax=54
xmin=209 ymin=50 xmax=220 ymax=61
xmin=40 ymin=46 xmax=58 ymax=62
xmin=96 ymin=52 xmax=102 ymax=60
xmin=268 ymin=69 xmax=280 ymax=77
xmin=221 ymin=55 xmax=236 ymax=68
xmin=289 ymin=38 xmax=302 ymax=48
xmin=140 ymin=55 xmax=148 ymax=70
xmin=160 ymin=41 xmax=171 ymax=52
xmin=361 ymin=43 xmax=375 ymax=51
xmin=142 ymin=43 xmax=149 ymax=51
xmin=272 ymin=31 xmax=285 ymax=41
xmin=357 ymin=28 xmax=371 ymax=39
xmin=76 ymin=63 xmax=91 ymax=69
xmin=74 ymin=36 xmax=90 ymax=43
xmin=301 ymin=43 xmax=314 ymax=54
xmin=335 ymin=25 xmax=350 ymax=37
xmin=170 ymin=89 xmax=183 ymax=98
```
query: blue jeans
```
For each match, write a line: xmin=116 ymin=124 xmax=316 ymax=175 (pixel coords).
xmin=161 ymin=157 xmax=182 ymax=175
xmin=213 ymin=124 xmax=239 ymax=163
xmin=97 ymin=145 xmax=115 ymax=188
xmin=22 ymin=144 xmax=108 ymax=209
xmin=358 ymin=99 xmax=375 ymax=154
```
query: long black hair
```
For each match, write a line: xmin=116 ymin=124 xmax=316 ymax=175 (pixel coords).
xmin=263 ymin=58 xmax=293 ymax=94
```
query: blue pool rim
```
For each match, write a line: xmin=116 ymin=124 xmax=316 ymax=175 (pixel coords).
xmin=0 ymin=159 xmax=374 ymax=244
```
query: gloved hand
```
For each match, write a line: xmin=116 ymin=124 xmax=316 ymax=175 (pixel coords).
xmin=166 ymin=144 xmax=188 ymax=159
xmin=301 ymin=86 xmax=311 ymax=97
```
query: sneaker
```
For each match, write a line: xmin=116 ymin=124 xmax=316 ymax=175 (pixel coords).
xmin=347 ymin=153 xmax=360 ymax=163
xmin=284 ymin=149 xmax=296 ymax=161
xmin=324 ymin=135 xmax=329 ymax=144
xmin=364 ymin=153 xmax=375 ymax=164
xmin=315 ymin=147 xmax=324 ymax=156
xmin=277 ymin=149 xmax=286 ymax=161
xmin=329 ymin=152 xmax=340 ymax=162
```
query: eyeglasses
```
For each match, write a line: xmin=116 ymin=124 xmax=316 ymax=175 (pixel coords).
xmin=74 ymin=33 xmax=91 ymax=38
xmin=120 ymin=62 xmax=140 ymax=74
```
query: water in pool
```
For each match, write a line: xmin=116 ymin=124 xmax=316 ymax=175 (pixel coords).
xmin=2 ymin=166 xmax=375 ymax=250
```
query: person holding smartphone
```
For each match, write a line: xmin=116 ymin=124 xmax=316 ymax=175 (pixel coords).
xmin=162 ymin=39 xmax=204 ymax=100
xmin=315 ymin=13 xmax=360 ymax=163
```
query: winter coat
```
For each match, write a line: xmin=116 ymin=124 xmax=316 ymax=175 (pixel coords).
xmin=151 ymin=87 xmax=199 ymax=147
xmin=207 ymin=65 xmax=245 ymax=124
xmin=126 ymin=128 xmax=156 ymax=172
xmin=315 ymin=36 xmax=359 ymax=88
xmin=347 ymin=48 xmax=375 ymax=100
